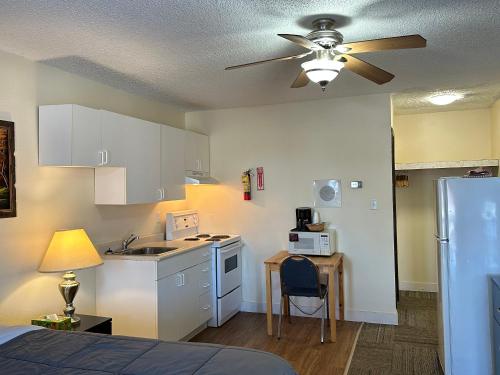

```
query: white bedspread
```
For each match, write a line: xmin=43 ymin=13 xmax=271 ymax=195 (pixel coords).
xmin=0 ymin=325 xmax=44 ymax=346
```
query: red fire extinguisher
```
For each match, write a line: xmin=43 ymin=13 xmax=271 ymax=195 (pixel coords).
xmin=242 ymin=169 xmax=252 ymax=200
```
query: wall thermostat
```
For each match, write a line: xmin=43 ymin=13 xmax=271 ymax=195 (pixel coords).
xmin=350 ymin=181 xmax=363 ymax=189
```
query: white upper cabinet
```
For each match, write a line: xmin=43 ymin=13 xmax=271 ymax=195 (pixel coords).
xmin=161 ymin=125 xmax=186 ymax=201
xmin=185 ymin=131 xmax=210 ymax=177
xmin=96 ymin=112 xmax=161 ymax=205
xmin=39 ymin=105 xmax=192 ymax=205
xmin=39 ymin=105 xmax=101 ymax=167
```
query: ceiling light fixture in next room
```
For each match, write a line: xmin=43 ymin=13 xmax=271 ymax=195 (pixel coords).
xmin=428 ymin=92 xmax=464 ymax=105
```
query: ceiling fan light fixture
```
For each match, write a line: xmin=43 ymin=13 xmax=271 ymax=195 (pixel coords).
xmin=427 ymin=92 xmax=464 ymax=106
xmin=301 ymin=58 xmax=344 ymax=89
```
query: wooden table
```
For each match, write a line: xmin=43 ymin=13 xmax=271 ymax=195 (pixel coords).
xmin=264 ymin=251 xmax=344 ymax=342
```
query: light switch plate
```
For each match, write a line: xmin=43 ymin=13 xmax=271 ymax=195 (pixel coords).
xmin=350 ymin=181 xmax=363 ymax=189
xmin=370 ymin=199 xmax=378 ymax=210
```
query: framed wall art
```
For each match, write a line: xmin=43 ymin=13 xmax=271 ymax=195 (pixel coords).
xmin=0 ymin=120 xmax=16 ymax=218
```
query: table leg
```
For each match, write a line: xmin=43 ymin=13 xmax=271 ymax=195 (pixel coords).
xmin=338 ymin=260 xmax=345 ymax=321
xmin=265 ymin=264 xmax=273 ymax=336
xmin=328 ymin=267 xmax=337 ymax=342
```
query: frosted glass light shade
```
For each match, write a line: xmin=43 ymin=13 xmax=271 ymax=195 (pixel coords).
xmin=301 ymin=59 xmax=344 ymax=83
xmin=39 ymin=229 xmax=103 ymax=272
xmin=428 ymin=93 xmax=464 ymax=105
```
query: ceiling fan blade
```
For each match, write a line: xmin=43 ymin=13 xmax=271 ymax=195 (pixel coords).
xmin=344 ymin=56 xmax=394 ymax=85
xmin=225 ymin=51 xmax=311 ymax=70
xmin=341 ymin=34 xmax=426 ymax=54
xmin=278 ymin=34 xmax=323 ymax=51
xmin=291 ymin=70 xmax=309 ymax=88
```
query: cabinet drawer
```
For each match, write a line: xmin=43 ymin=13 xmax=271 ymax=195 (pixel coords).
xmin=199 ymin=292 xmax=212 ymax=323
xmin=157 ymin=245 xmax=212 ymax=280
xmin=198 ymin=261 xmax=212 ymax=295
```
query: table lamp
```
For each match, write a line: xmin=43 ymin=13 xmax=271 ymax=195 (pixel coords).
xmin=38 ymin=229 xmax=103 ymax=325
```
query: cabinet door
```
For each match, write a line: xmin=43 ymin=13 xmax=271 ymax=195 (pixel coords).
xmin=178 ymin=266 xmax=201 ymax=338
xmin=100 ymin=111 xmax=161 ymax=204
xmin=100 ymin=110 xmax=129 ymax=167
xmin=184 ymin=131 xmax=198 ymax=173
xmin=161 ymin=126 xmax=186 ymax=201
xmin=39 ymin=104 xmax=100 ymax=167
xmin=125 ymin=118 xmax=161 ymax=204
xmin=197 ymin=133 xmax=210 ymax=175
xmin=72 ymin=105 xmax=101 ymax=167
xmin=157 ymin=273 xmax=182 ymax=341
xmin=185 ymin=131 xmax=210 ymax=176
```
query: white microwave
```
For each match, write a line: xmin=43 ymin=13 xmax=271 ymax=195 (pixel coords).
xmin=288 ymin=229 xmax=336 ymax=256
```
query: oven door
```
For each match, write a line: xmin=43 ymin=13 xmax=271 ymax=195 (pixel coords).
xmin=216 ymin=242 xmax=242 ymax=298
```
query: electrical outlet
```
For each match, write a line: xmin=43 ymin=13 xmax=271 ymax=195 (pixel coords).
xmin=370 ymin=199 xmax=378 ymax=210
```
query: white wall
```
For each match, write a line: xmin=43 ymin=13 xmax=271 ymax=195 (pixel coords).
xmin=395 ymin=168 xmax=473 ymax=292
xmin=186 ymin=94 xmax=398 ymax=324
xmin=0 ymin=49 xmax=187 ymax=324
xmin=492 ymin=100 xmax=500 ymax=158
xmin=394 ymin=106 xmax=499 ymax=291
xmin=393 ymin=109 xmax=492 ymax=163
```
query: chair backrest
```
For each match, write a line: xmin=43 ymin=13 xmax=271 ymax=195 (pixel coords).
xmin=279 ymin=255 xmax=321 ymax=297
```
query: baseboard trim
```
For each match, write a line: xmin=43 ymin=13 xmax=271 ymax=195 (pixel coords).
xmin=399 ymin=281 xmax=438 ymax=292
xmin=240 ymin=301 xmax=398 ymax=325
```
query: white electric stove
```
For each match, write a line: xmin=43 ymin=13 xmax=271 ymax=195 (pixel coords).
xmin=166 ymin=210 xmax=242 ymax=327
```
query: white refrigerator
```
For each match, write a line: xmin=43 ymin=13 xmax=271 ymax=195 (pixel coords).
xmin=435 ymin=177 xmax=500 ymax=375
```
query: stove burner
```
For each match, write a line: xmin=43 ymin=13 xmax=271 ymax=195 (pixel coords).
xmin=210 ymin=235 xmax=230 ymax=239
xmin=184 ymin=238 xmax=200 ymax=241
xmin=196 ymin=234 xmax=211 ymax=238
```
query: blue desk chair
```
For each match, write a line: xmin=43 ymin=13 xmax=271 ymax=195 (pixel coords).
xmin=278 ymin=255 xmax=329 ymax=343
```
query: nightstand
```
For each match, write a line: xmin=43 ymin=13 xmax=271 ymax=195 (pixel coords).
xmin=73 ymin=314 xmax=112 ymax=335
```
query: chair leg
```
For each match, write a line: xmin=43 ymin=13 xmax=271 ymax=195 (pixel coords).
xmin=326 ymin=290 xmax=330 ymax=326
xmin=321 ymin=298 xmax=326 ymax=344
xmin=277 ymin=296 xmax=283 ymax=340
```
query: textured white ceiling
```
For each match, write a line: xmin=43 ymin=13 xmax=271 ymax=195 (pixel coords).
xmin=0 ymin=0 xmax=498 ymax=110
xmin=392 ymin=82 xmax=500 ymax=115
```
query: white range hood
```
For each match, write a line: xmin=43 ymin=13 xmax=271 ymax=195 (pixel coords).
xmin=185 ymin=176 xmax=219 ymax=185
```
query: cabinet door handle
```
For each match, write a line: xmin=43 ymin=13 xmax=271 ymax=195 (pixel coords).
xmin=202 ymin=252 xmax=210 ymax=257
xmin=202 ymin=268 xmax=209 ymax=272
xmin=181 ymin=273 xmax=185 ymax=286
xmin=176 ymin=274 xmax=182 ymax=287
xmin=202 ymin=282 xmax=210 ymax=288
xmin=103 ymin=150 xmax=109 ymax=165
xmin=201 ymin=305 xmax=210 ymax=310
xmin=157 ymin=188 xmax=163 ymax=201
xmin=162 ymin=188 xmax=166 ymax=200
xmin=98 ymin=151 xmax=103 ymax=166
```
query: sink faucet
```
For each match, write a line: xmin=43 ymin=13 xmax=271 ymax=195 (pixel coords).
xmin=122 ymin=234 xmax=139 ymax=250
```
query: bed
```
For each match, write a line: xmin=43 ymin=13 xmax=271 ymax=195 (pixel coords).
xmin=0 ymin=325 xmax=296 ymax=374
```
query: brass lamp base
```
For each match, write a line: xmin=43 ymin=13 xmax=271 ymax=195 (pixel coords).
xmin=58 ymin=271 xmax=81 ymax=326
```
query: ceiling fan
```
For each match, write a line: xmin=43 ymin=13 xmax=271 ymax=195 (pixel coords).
xmin=225 ymin=18 xmax=426 ymax=91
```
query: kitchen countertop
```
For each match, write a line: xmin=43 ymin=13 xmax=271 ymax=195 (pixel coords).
xmin=102 ymin=240 xmax=212 ymax=262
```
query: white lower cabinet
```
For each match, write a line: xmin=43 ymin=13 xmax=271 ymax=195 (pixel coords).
xmin=96 ymin=245 xmax=212 ymax=341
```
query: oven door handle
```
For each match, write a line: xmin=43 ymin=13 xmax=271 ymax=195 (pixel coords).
xmin=219 ymin=243 xmax=241 ymax=254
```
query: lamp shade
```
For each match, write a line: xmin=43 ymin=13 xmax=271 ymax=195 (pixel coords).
xmin=38 ymin=229 xmax=103 ymax=273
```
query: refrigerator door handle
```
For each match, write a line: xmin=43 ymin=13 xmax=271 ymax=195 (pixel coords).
xmin=435 ymin=178 xmax=449 ymax=241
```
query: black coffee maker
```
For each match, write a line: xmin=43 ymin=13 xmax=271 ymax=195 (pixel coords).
xmin=295 ymin=207 xmax=312 ymax=231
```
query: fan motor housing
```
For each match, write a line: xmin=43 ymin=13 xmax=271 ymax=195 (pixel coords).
xmin=306 ymin=18 xmax=343 ymax=49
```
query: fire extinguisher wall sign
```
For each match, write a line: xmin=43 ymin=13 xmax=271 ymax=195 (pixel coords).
xmin=256 ymin=167 xmax=264 ymax=191
xmin=242 ymin=169 xmax=252 ymax=200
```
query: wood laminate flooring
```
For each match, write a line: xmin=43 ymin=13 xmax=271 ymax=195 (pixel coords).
xmin=191 ymin=312 xmax=361 ymax=375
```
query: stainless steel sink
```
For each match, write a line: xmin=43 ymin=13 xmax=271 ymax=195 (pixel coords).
xmin=123 ymin=247 xmax=178 ymax=255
